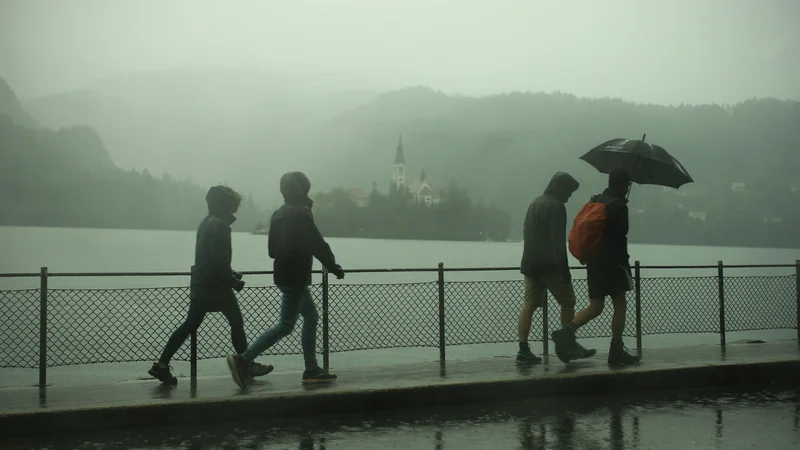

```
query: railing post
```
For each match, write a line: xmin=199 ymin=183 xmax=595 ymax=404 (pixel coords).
xmin=190 ymin=331 xmax=197 ymax=379
xmin=635 ymin=261 xmax=642 ymax=358
xmin=437 ymin=262 xmax=446 ymax=362
xmin=541 ymin=291 xmax=549 ymax=355
xmin=322 ymin=267 xmax=330 ymax=372
xmin=718 ymin=261 xmax=726 ymax=349
xmin=795 ymin=260 xmax=799 ymax=351
xmin=190 ymin=266 xmax=197 ymax=379
xmin=39 ymin=266 xmax=48 ymax=387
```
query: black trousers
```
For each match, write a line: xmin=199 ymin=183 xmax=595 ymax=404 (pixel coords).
xmin=159 ymin=293 xmax=247 ymax=364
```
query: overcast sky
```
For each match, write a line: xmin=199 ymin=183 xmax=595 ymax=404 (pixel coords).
xmin=1 ymin=0 xmax=798 ymax=105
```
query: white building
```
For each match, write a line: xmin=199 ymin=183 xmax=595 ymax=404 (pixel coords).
xmin=391 ymin=135 xmax=441 ymax=207
xmin=348 ymin=188 xmax=369 ymax=207
xmin=408 ymin=170 xmax=442 ymax=207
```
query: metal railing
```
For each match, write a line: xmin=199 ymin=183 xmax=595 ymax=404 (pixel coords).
xmin=1 ymin=261 xmax=798 ymax=387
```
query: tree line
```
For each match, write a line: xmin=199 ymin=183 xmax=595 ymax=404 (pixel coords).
xmin=0 ymin=113 xmax=266 ymax=232
xmin=257 ymin=181 xmax=512 ymax=242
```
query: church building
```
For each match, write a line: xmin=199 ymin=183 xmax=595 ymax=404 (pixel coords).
xmin=391 ymin=135 xmax=442 ymax=207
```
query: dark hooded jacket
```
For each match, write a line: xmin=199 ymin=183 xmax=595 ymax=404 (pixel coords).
xmin=589 ymin=188 xmax=630 ymax=271
xmin=520 ymin=172 xmax=580 ymax=280
xmin=190 ymin=186 xmax=242 ymax=300
xmin=269 ymin=172 xmax=338 ymax=288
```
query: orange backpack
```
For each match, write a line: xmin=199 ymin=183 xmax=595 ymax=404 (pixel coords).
xmin=568 ymin=198 xmax=608 ymax=265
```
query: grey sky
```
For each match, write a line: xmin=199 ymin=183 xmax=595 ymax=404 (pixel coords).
xmin=1 ymin=0 xmax=798 ymax=104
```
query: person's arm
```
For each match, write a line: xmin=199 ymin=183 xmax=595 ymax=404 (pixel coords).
xmin=299 ymin=208 xmax=338 ymax=270
xmin=606 ymin=200 xmax=631 ymax=269
xmin=549 ymin=204 xmax=571 ymax=281
xmin=207 ymin=222 xmax=239 ymax=287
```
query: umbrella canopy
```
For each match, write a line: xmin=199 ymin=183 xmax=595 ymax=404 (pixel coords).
xmin=580 ymin=135 xmax=694 ymax=189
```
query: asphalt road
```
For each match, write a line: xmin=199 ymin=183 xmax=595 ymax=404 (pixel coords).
xmin=5 ymin=384 xmax=799 ymax=449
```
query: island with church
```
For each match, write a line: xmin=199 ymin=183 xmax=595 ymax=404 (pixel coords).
xmin=253 ymin=135 xmax=512 ymax=242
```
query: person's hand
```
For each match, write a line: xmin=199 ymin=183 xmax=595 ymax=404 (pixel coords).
xmin=233 ymin=279 xmax=246 ymax=292
xmin=330 ymin=265 xmax=345 ymax=280
xmin=233 ymin=271 xmax=243 ymax=280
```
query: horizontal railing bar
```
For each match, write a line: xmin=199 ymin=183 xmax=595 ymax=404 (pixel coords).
xmin=640 ymin=264 xmax=796 ymax=269
xmin=0 ymin=263 xmax=795 ymax=278
xmin=48 ymin=272 xmax=192 ymax=277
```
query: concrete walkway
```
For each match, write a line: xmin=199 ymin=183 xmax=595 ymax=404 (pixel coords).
xmin=1 ymin=341 xmax=798 ymax=437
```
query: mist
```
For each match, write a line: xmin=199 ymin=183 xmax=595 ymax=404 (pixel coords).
xmin=0 ymin=0 xmax=798 ymax=246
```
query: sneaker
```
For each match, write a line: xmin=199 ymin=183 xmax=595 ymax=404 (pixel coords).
xmin=551 ymin=328 xmax=576 ymax=363
xmin=302 ymin=367 xmax=337 ymax=384
xmin=248 ymin=361 xmax=274 ymax=378
xmin=608 ymin=343 xmax=640 ymax=367
xmin=148 ymin=362 xmax=177 ymax=385
xmin=516 ymin=349 xmax=543 ymax=365
xmin=571 ymin=342 xmax=597 ymax=360
xmin=226 ymin=355 xmax=250 ymax=388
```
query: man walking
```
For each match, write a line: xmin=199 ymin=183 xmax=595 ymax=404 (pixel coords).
xmin=227 ymin=172 xmax=343 ymax=387
xmin=148 ymin=185 xmax=272 ymax=384
xmin=517 ymin=172 xmax=595 ymax=364
xmin=552 ymin=169 xmax=640 ymax=366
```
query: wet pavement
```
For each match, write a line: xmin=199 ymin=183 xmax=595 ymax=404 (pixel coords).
xmin=3 ymin=384 xmax=799 ymax=449
xmin=1 ymin=340 xmax=799 ymax=445
xmin=1 ymin=340 xmax=797 ymax=416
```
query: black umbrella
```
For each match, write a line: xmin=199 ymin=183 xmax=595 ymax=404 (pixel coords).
xmin=580 ymin=134 xmax=694 ymax=190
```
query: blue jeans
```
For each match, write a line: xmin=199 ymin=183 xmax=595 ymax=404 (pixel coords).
xmin=241 ymin=286 xmax=318 ymax=371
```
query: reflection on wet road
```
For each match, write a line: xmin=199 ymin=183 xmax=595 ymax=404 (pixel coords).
xmin=6 ymin=385 xmax=799 ymax=449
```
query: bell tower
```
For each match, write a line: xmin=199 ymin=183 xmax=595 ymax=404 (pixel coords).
xmin=391 ymin=134 xmax=406 ymax=189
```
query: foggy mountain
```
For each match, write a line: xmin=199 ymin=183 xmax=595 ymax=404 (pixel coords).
xmin=23 ymin=67 xmax=380 ymax=206
xmin=0 ymin=76 xmax=266 ymax=231
xmin=300 ymin=87 xmax=800 ymax=245
xmin=0 ymin=77 xmax=42 ymax=129
xmin=13 ymin=67 xmax=800 ymax=246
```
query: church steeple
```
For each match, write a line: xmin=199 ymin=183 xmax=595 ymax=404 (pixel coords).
xmin=420 ymin=169 xmax=426 ymax=182
xmin=391 ymin=134 xmax=406 ymax=189
xmin=394 ymin=134 xmax=405 ymax=164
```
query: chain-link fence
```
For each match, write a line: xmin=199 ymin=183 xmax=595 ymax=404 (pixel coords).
xmin=0 ymin=266 xmax=797 ymax=378
xmin=0 ymin=289 xmax=39 ymax=368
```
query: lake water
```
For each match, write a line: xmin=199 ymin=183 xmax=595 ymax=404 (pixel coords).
xmin=1 ymin=226 xmax=798 ymax=286
xmin=0 ymin=226 xmax=797 ymax=387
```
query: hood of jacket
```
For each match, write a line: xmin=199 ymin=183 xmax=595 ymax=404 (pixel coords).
xmin=205 ymin=185 xmax=240 ymax=223
xmin=543 ymin=171 xmax=580 ymax=203
xmin=280 ymin=171 xmax=313 ymax=207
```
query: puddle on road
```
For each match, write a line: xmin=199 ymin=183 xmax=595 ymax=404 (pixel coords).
xmin=5 ymin=384 xmax=800 ymax=449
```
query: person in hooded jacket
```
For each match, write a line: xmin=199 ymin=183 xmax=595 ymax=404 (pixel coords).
xmin=551 ymin=169 xmax=640 ymax=367
xmin=148 ymin=185 xmax=273 ymax=385
xmin=227 ymin=172 xmax=343 ymax=387
xmin=517 ymin=172 xmax=596 ymax=364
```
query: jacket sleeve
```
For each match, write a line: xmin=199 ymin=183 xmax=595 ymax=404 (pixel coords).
xmin=549 ymin=203 xmax=571 ymax=278
xmin=605 ymin=200 xmax=631 ymax=269
xmin=267 ymin=211 xmax=276 ymax=259
xmin=299 ymin=208 xmax=337 ymax=270
xmin=208 ymin=222 xmax=238 ymax=287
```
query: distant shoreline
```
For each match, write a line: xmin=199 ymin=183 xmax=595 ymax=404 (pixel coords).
xmin=2 ymin=224 xmax=799 ymax=251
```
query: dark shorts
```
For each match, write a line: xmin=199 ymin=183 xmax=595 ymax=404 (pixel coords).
xmin=524 ymin=274 xmax=576 ymax=308
xmin=586 ymin=261 xmax=633 ymax=300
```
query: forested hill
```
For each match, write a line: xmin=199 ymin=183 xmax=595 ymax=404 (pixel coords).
xmin=0 ymin=76 xmax=266 ymax=232
xmin=300 ymin=88 xmax=800 ymax=247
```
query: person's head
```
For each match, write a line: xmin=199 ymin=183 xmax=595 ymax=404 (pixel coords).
xmin=608 ymin=169 xmax=632 ymax=196
xmin=544 ymin=171 xmax=580 ymax=203
xmin=280 ymin=171 xmax=313 ymax=207
xmin=206 ymin=185 xmax=242 ymax=216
